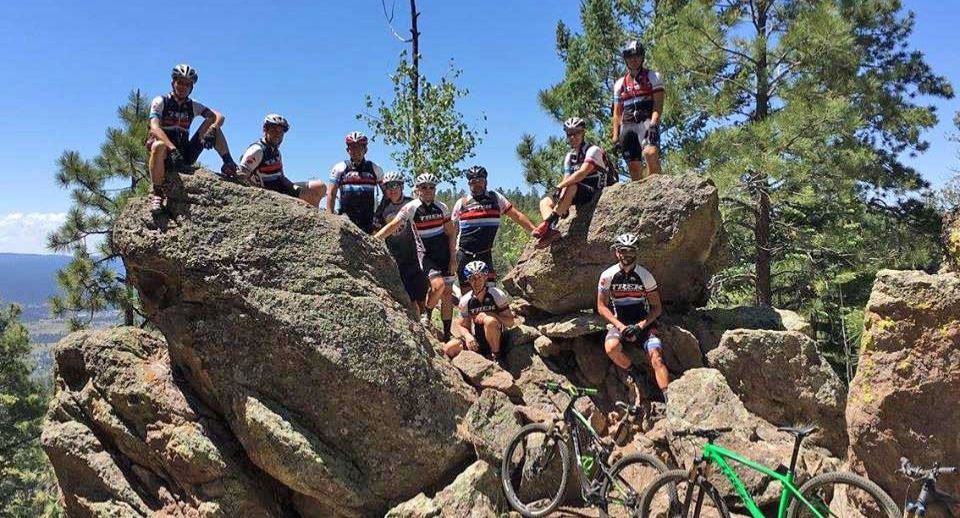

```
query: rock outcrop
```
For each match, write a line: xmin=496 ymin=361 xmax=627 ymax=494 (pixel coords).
xmin=384 ymin=461 xmax=502 ymax=518
xmin=707 ymin=330 xmax=847 ymax=456
xmin=93 ymin=172 xmax=475 ymax=517
xmin=847 ymin=269 xmax=960 ymax=503
xmin=504 ymin=174 xmax=728 ymax=314
xmin=43 ymin=328 xmax=281 ymax=518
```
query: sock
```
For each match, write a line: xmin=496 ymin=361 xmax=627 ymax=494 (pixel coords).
xmin=153 ymin=185 xmax=164 ymax=196
xmin=442 ymin=319 xmax=451 ymax=340
xmin=661 ymin=388 xmax=669 ymax=404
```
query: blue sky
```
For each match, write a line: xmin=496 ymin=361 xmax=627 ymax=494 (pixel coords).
xmin=1 ymin=0 xmax=957 ymax=254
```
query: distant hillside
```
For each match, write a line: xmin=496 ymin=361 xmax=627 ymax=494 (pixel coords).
xmin=0 ymin=253 xmax=124 ymax=307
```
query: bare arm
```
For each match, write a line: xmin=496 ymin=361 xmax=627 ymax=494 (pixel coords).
xmin=651 ymin=91 xmax=664 ymax=126
xmin=611 ymin=103 xmax=623 ymax=144
xmin=495 ymin=308 xmax=517 ymax=328
xmin=326 ymin=183 xmax=339 ymax=213
xmin=372 ymin=215 xmax=403 ymax=240
xmin=201 ymin=108 xmax=225 ymax=134
xmin=597 ymin=291 xmax=625 ymax=331
xmin=505 ymin=206 xmax=535 ymax=233
xmin=556 ymin=161 xmax=597 ymax=190
xmin=444 ymin=220 xmax=458 ymax=273
xmin=451 ymin=316 xmax=476 ymax=347
xmin=638 ymin=290 xmax=662 ymax=329
xmin=149 ymin=118 xmax=177 ymax=149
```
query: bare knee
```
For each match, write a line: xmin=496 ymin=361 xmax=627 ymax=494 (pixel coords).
xmin=643 ymin=146 xmax=659 ymax=160
xmin=151 ymin=141 xmax=168 ymax=158
xmin=648 ymin=349 xmax=665 ymax=369
xmin=604 ymin=339 xmax=622 ymax=357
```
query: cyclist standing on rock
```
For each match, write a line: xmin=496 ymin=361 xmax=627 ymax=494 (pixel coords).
xmin=611 ymin=40 xmax=664 ymax=181
xmin=327 ymin=131 xmax=386 ymax=233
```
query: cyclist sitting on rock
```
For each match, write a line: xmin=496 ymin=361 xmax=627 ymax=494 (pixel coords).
xmin=611 ymin=40 xmax=664 ymax=181
xmin=147 ymin=63 xmax=238 ymax=212
xmin=597 ymin=233 xmax=670 ymax=402
xmin=374 ymin=173 xmax=456 ymax=337
xmin=327 ymin=131 xmax=385 ymax=233
xmin=532 ymin=117 xmax=610 ymax=248
xmin=234 ymin=114 xmax=326 ymax=207
xmin=444 ymin=261 xmax=516 ymax=361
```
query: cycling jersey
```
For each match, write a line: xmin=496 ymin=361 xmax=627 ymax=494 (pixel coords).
xmin=458 ymin=287 xmax=510 ymax=325
xmin=451 ymin=191 xmax=513 ymax=253
xmin=597 ymin=263 xmax=658 ymax=324
xmin=563 ymin=141 xmax=608 ymax=191
xmin=330 ymin=160 xmax=384 ymax=232
xmin=374 ymin=195 xmax=421 ymax=270
xmin=613 ymin=69 xmax=664 ymax=124
xmin=396 ymin=199 xmax=450 ymax=256
xmin=149 ymin=95 xmax=211 ymax=146
xmin=239 ymin=139 xmax=284 ymax=183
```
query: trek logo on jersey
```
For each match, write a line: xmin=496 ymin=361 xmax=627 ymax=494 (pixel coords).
xmin=612 ymin=283 xmax=649 ymax=291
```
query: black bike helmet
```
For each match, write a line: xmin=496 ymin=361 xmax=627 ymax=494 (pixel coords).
xmin=465 ymin=165 xmax=488 ymax=181
xmin=622 ymin=40 xmax=645 ymax=59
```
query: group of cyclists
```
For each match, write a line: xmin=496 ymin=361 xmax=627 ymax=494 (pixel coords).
xmin=145 ymin=39 xmax=669 ymax=401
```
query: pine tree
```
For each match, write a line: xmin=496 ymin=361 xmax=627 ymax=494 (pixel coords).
xmin=47 ymin=90 xmax=150 ymax=330
xmin=0 ymin=302 xmax=62 ymax=517
xmin=360 ymin=0 xmax=485 ymax=185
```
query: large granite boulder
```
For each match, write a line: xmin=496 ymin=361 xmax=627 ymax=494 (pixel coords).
xmin=42 ymin=328 xmax=282 ymax=517
xmin=108 ymin=172 xmax=475 ymax=517
xmin=707 ymin=330 xmax=847 ymax=456
xmin=384 ymin=461 xmax=502 ymax=518
xmin=669 ymin=305 xmax=812 ymax=355
xmin=504 ymin=174 xmax=728 ymax=314
xmin=667 ymin=369 xmax=838 ymax=508
xmin=847 ymin=270 xmax=960 ymax=503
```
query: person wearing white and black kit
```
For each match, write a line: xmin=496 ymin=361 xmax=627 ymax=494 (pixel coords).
xmin=611 ymin=40 xmax=664 ymax=181
xmin=372 ymin=171 xmax=429 ymax=313
xmin=443 ymin=261 xmax=517 ymax=360
xmin=146 ymin=64 xmax=238 ymax=212
xmin=234 ymin=114 xmax=326 ymax=207
xmin=451 ymin=166 xmax=536 ymax=287
xmin=597 ymin=233 xmax=670 ymax=402
xmin=327 ymin=131 xmax=386 ymax=233
xmin=374 ymin=173 xmax=457 ymax=339
xmin=531 ymin=117 xmax=611 ymax=247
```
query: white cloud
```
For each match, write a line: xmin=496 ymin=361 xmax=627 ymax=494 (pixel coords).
xmin=0 ymin=212 xmax=68 ymax=254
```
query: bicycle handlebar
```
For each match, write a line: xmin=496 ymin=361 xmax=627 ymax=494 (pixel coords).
xmin=900 ymin=457 xmax=959 ymax=479
xmin=540 ymin=382 xmax=598 ymax=397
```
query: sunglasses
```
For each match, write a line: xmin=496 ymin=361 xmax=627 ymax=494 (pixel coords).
xmin=565 ymin=131 xmax=584 ymax=137
xmin=418 ymin=184 xmax=436 ymax=190
xmin=615 ymin=247 xmax=638 ymax=253
xmin=385 ymin=182 xmax=403 ymax=189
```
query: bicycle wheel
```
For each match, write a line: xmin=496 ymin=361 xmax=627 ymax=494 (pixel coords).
xmin=603 ymin=452 xmax=672 ymax=518
xmin=500 ymin=423 xmax=571 ymax=517
xmin=789 ymin=471 xmax=901 ymax=518
xmin=640 ymin=469 xmax=731 ymax=518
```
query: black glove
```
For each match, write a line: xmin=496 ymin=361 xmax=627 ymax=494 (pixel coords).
xmin=202 ymin=128 xmax=218 ymax=149
xmin=220 ymin=161 xmax=238 ymax=178
xmin=620 ymin=324 xmax=639 ymax=341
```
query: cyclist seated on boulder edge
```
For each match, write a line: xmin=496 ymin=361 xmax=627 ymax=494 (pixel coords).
xmin=532 ymin=117 xmax=611 ymax=248
xmin=444 ymin=261 xmax=517 ymax=361
xmin=234 ymin=114 xmax=326 ymax=207
xmin=611 ymin=40 xmax=664 ymax=181
xmin=452 ymin=165 xmax=536 ymax=287
xmin=327 ymin=131 xmax=386 ymax=233
xmin=147 ymin=63 xmax=238 ymax=211
xmin=597 ymin=233 xmax=670 ymax=402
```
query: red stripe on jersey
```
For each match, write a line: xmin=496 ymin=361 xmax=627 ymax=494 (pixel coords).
xmin=612 ymin=290 xmax=649 ymax=297
xmin=341 ymin=178 xmax=378 ymax=185
xmin=259 ymin=163 xmax=282 ymax=173
xmin=459 ymin=208 xmax=502 ymax=219
xmin=415 ymin=219 xmax=445 ymax=230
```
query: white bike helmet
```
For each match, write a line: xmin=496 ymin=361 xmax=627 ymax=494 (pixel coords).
xmin=171 ymin=63 xmax=198 ymax=83
xmin=383 ymin=171 xmax=405 ymax=184
xmin=263 ymin=113 xmax=290 ymax=132
xmin=415 ymin=173 xmax=439 ymax=186
xmin=611 ymin=233 xmax=640 ymax=250
xmin=564 ymin=117 xmax=587 ymax=131
xmin=463 ymin=260 xmax=490 ymax=278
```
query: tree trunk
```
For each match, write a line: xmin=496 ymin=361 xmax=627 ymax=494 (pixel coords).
xmin=752 ymin=0 xmax=772 ymax=305
xmin=409 ymin=0 xmax=422 ymax=171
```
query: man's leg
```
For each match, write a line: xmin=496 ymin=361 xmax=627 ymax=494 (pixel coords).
xmin=538 ymin=195 xmax=555 ymax=221
xmin=149 ymin=140 xmax=169 ymax=188
xmin=298 ymin=180 xmax=327 ymax=207
xmin=643 ymin=146 xmax=661 ymax=176
xmin=604 ymin=336 xmax=632 ymax=370
xmin=440 ymin=278 xmax=454 ymax=340
xmin=554 ymin=184 xmax=578 ymax=217
xmin=480 ymin=314 xmax=503 ymax=358
xmin=645 ymin=338 xmax=669 ymax=391
xmin=425 ymin=275 xmax=445 ymax=316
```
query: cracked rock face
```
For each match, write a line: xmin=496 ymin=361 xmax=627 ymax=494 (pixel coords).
xmin=46 ymin=171 xmax=477 ymax=517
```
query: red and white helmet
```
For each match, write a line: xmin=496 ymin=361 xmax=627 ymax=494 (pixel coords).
xmin=345 ymin=131 xmax=368 ymax=145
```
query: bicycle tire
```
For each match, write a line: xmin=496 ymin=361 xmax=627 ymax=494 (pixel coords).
xmin=789 ymin=471 xmax=902 ymax=518
xmin=500 ymin=423 xmax=571 ymax=517
xmin=640 ymin=469 xmax=731 ymax=518
xmin=602 ymin=452 xmax=672 ymax=518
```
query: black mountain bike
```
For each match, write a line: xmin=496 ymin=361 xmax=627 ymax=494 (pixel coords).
xmin=500 ymin=382 xmax=671 ymax=517
xmin=900 ymin=457 xmax=958 ymax=518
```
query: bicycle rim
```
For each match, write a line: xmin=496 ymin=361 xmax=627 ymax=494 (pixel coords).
xmin=790 ymin=471 xmax=902 ymax=518
xmin=605 ymin=453 xmax=672 ymax=518
xmin=500 ymin=423 xmax=570 ymax=517
xmin=641 ymin=469 xmax=731 ymax=518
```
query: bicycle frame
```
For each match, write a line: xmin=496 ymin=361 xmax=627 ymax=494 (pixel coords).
xmin=909 ymin=478 xmax=957 ymax=518
xmin=700 ymin=443 xmax=826 ymax=518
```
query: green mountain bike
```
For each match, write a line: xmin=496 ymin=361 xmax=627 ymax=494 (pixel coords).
xmin=640 ymin=425 xmax=901 ymax=518
xmin=500 ymin=382 xmax=671 ymax=517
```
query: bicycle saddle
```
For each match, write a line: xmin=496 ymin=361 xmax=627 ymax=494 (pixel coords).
xmin=777 ymin=424 xmax=818 ymax=438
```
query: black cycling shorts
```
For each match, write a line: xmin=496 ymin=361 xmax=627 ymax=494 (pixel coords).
xmin=421 ymin=248 xmax=452 ymax=279
xmin=619 ymin=121 xmax=658 ymax=162
xmin=146 ymin=130 xmax=205 ymax=169
xmin=399 ymin=264 xmax=429 ymax=304
xmin=263 ymin=180 xmax=307 ymax=199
